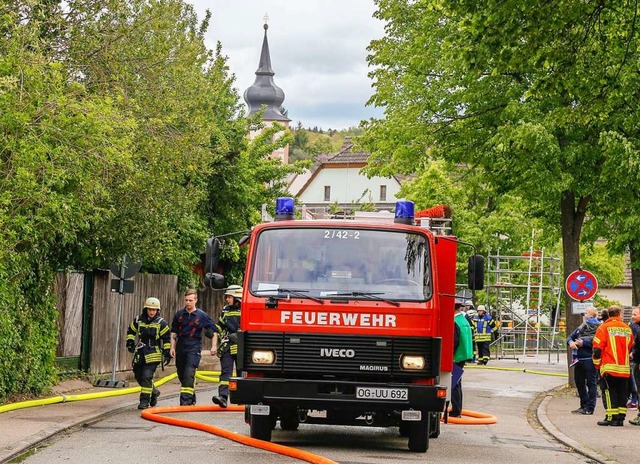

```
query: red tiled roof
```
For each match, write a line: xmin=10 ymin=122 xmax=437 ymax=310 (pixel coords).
xmin=324 ymin=140 xmax=369 ymax=164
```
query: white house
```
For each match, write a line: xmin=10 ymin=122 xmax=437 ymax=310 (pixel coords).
xmin=287 ymin=139 xmax=403 ymax=216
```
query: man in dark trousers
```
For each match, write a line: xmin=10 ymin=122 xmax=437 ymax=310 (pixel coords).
xmin=593 ymin=305 xmax=634 ymax=426
xmin=473 ymin=305 xmax=496 ymax=365
xmin=126 ymin=297 xmax=171 ymax=409
xmin=566 ymin=306 xmax=600 ymax=415
xmin=629 ymin=306 xmax=640 ymax=425
xmin=211 ymin=284 xmax=242 ymax=408
xmin=451 ymin=300 xmax=474 ymax=417
xmin=169 ymin=289 xmax=216 ymax=406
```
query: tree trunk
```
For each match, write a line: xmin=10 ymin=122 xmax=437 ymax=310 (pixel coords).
xmin=560 ymin=190 xmax=589 ymax=387
xmin=630 ymin=244 xmax=640 ymax=307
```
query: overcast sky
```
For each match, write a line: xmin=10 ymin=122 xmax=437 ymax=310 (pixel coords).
xmin=188 ymin=0 xmax=385 ymax=130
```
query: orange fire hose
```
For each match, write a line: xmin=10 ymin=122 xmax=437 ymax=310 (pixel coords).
xmin=446 ymin=409 xmax=497 ymax=425
xmin=142 ymin=404 xmax=496 ymax=463
xmin=141 ymin=405 xmax=337 ymax=464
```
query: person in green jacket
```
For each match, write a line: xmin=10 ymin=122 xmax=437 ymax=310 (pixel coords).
xmin=452 ymin=300 xmax=474 ymax=417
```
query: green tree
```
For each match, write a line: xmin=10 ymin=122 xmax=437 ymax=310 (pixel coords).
xmin=292 ymin=126 xmax=309 ymax=151
xmin=399 ymin=159 xmax=557 ymax=281
xmin=0 ymin=0 xmax=297 ymax=399
xmin=362 ymin=0 xmax=640 ymax=333
xmin=1 ymin=2 xmax=137 ymax=398
xmin=307 ymin=135 xmax=334 ymax=157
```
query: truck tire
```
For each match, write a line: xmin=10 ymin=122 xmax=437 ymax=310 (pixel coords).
xmin=280 ymin=410 xmax=300 ymax=430
xmin=250 ymin=413 xmax=273 ymax=442
xmin=407 ymin=413 xmax=429 ymax=453
xmin=428 ymin=412 xmax=441 ymax=438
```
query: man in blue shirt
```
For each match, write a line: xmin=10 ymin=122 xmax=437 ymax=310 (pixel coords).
xmin=169 ymin=289 xmax=216 ymax=406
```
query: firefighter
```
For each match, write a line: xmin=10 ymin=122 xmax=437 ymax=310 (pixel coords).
xmin=126 ymin=297 xmax=171 ymax=409
xmin=473 ymin=305 xmax=496 ymax=365
xmin=593 ymin=305 xmax=633 ymax=426
xmin=211 ymin=284 xmax=242 ymax=408
xmin=170 ymin=289 xmax=216 ymax=406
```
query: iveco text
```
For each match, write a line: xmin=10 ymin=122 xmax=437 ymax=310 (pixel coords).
xmin=320 ymin=348 xmax=355 ymax=358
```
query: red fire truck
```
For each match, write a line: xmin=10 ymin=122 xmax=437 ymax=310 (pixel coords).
xmin=205 ymin=198 xmax=483 ymax=453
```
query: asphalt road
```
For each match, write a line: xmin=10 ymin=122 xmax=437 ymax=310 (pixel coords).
xmin=19 ymin=362 xmax=593 ymax=464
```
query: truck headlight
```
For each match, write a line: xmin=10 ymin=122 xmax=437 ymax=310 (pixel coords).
xmin=252 ymin=350 xmax=275 ymax=364
xmin=401 ymin=355 xmax=425 ymax=370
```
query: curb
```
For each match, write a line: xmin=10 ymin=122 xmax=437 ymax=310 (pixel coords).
xmin=1 ymin=384 xmax=217 ymax=463
xmin=536 ymin=390 xmax=614 ymax=464
xmin=1 ymin=400 xmax=137 ymax=463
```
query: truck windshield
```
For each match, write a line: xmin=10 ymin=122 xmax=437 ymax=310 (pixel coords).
xmin=249 ymin=227 xmax=432 ymax=302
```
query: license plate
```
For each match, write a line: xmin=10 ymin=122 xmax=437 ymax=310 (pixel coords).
xmin=356 ymin=387 xmax=408 ymax=401
xmin=250 ymin=405 xmax=271 ymax=415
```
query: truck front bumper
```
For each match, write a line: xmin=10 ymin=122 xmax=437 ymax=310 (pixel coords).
xmin=230 ymin=377 xmax=446 ymax=412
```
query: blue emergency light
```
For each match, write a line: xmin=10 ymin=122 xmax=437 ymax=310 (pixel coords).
xmin=275 ymin=197 xmax=295 ymax=221
xmin=394 ymin=200 xmax=415 ymax=224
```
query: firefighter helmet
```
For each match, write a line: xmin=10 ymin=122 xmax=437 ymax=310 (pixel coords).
xmin=477 ymin=304 xmax=486 ymax=312
xmin=224 ymin=285 xmax=243 ymax=300
xmin=144 ymin=297 xmax=161 ymax=310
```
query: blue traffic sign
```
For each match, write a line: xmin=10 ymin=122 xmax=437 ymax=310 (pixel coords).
xmin=565 ymin=270 xmax=598 ymax=301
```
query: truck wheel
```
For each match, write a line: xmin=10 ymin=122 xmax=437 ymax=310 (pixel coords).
xmin=280 ymin=410 xmax=300 ymax=430
xmin=250 ymin=413 xmax=273 ymax=442
xmin=429 ymin=412 xmax=441 ymax=438
xmin=407 ymin=413 xmax=429 ymax=453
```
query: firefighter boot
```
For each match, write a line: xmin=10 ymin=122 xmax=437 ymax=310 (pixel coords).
xmin=150 ymin=388 xmax=160 ymax=407
xmin=597 ymin=416 xmax=613 ymax=426
xmin=612 ymin=414 xmax=624 ymax=426
xmin=138 ymin=399 xmax=150 ymax=410
xmin=212 ymin=395 xmax=228 ymax=408
xmin=138 ymin=390 xmax=152 ymax=409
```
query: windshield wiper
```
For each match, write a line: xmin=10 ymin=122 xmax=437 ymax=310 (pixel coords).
xmin=330 ymin=291 xmax=400 ymax=307
xmin=254 ymin=288 xmax=325 ymax=304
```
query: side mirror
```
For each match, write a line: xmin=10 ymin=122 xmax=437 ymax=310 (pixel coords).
xmin=205 ymin=237 xmax=221 ymax=275
xmin=467 ymin=254 xmax=484 ymax=290
xmin=205 ymin=272 xmax=225 ymax=289
xmin=238 ymin=234 xmax=250 ymax=247
xmin=204 ymin=237 xmax=225 ymax=289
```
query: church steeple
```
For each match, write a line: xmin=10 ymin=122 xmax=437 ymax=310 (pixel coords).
xmin=243 ymin=22 xmax=289 ymax=122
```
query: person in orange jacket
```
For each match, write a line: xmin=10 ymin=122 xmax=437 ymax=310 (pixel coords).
xmin=592 ymin=305 xmax=634 ymax=426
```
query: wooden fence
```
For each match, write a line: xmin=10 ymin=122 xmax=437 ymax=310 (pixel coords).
xmin=54 ymin=270 xmax=223 ymax=375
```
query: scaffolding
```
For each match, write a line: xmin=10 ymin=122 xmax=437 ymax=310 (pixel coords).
xmin=486 ymin=233 xmax=563 ymax=361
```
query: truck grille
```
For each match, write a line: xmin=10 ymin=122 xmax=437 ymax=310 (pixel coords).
xmin=241 ymin=332 xmax=440 ymax=378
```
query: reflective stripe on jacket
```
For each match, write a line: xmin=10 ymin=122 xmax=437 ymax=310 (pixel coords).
xmin=593 ymin=316 xmax=633 ymax=377
xmin=127 ymin=313 xmax=170 ymax=364
xmin=216 ymin=303 xmax=241 ymax=355
xmin=473 ymin=314 xmax=496 ymax=342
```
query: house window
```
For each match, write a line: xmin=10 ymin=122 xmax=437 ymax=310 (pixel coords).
xmin=379 ymin=185 xmax=387 ymax=202
xmin=324 ymin=186 xmax=331 ymax=201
